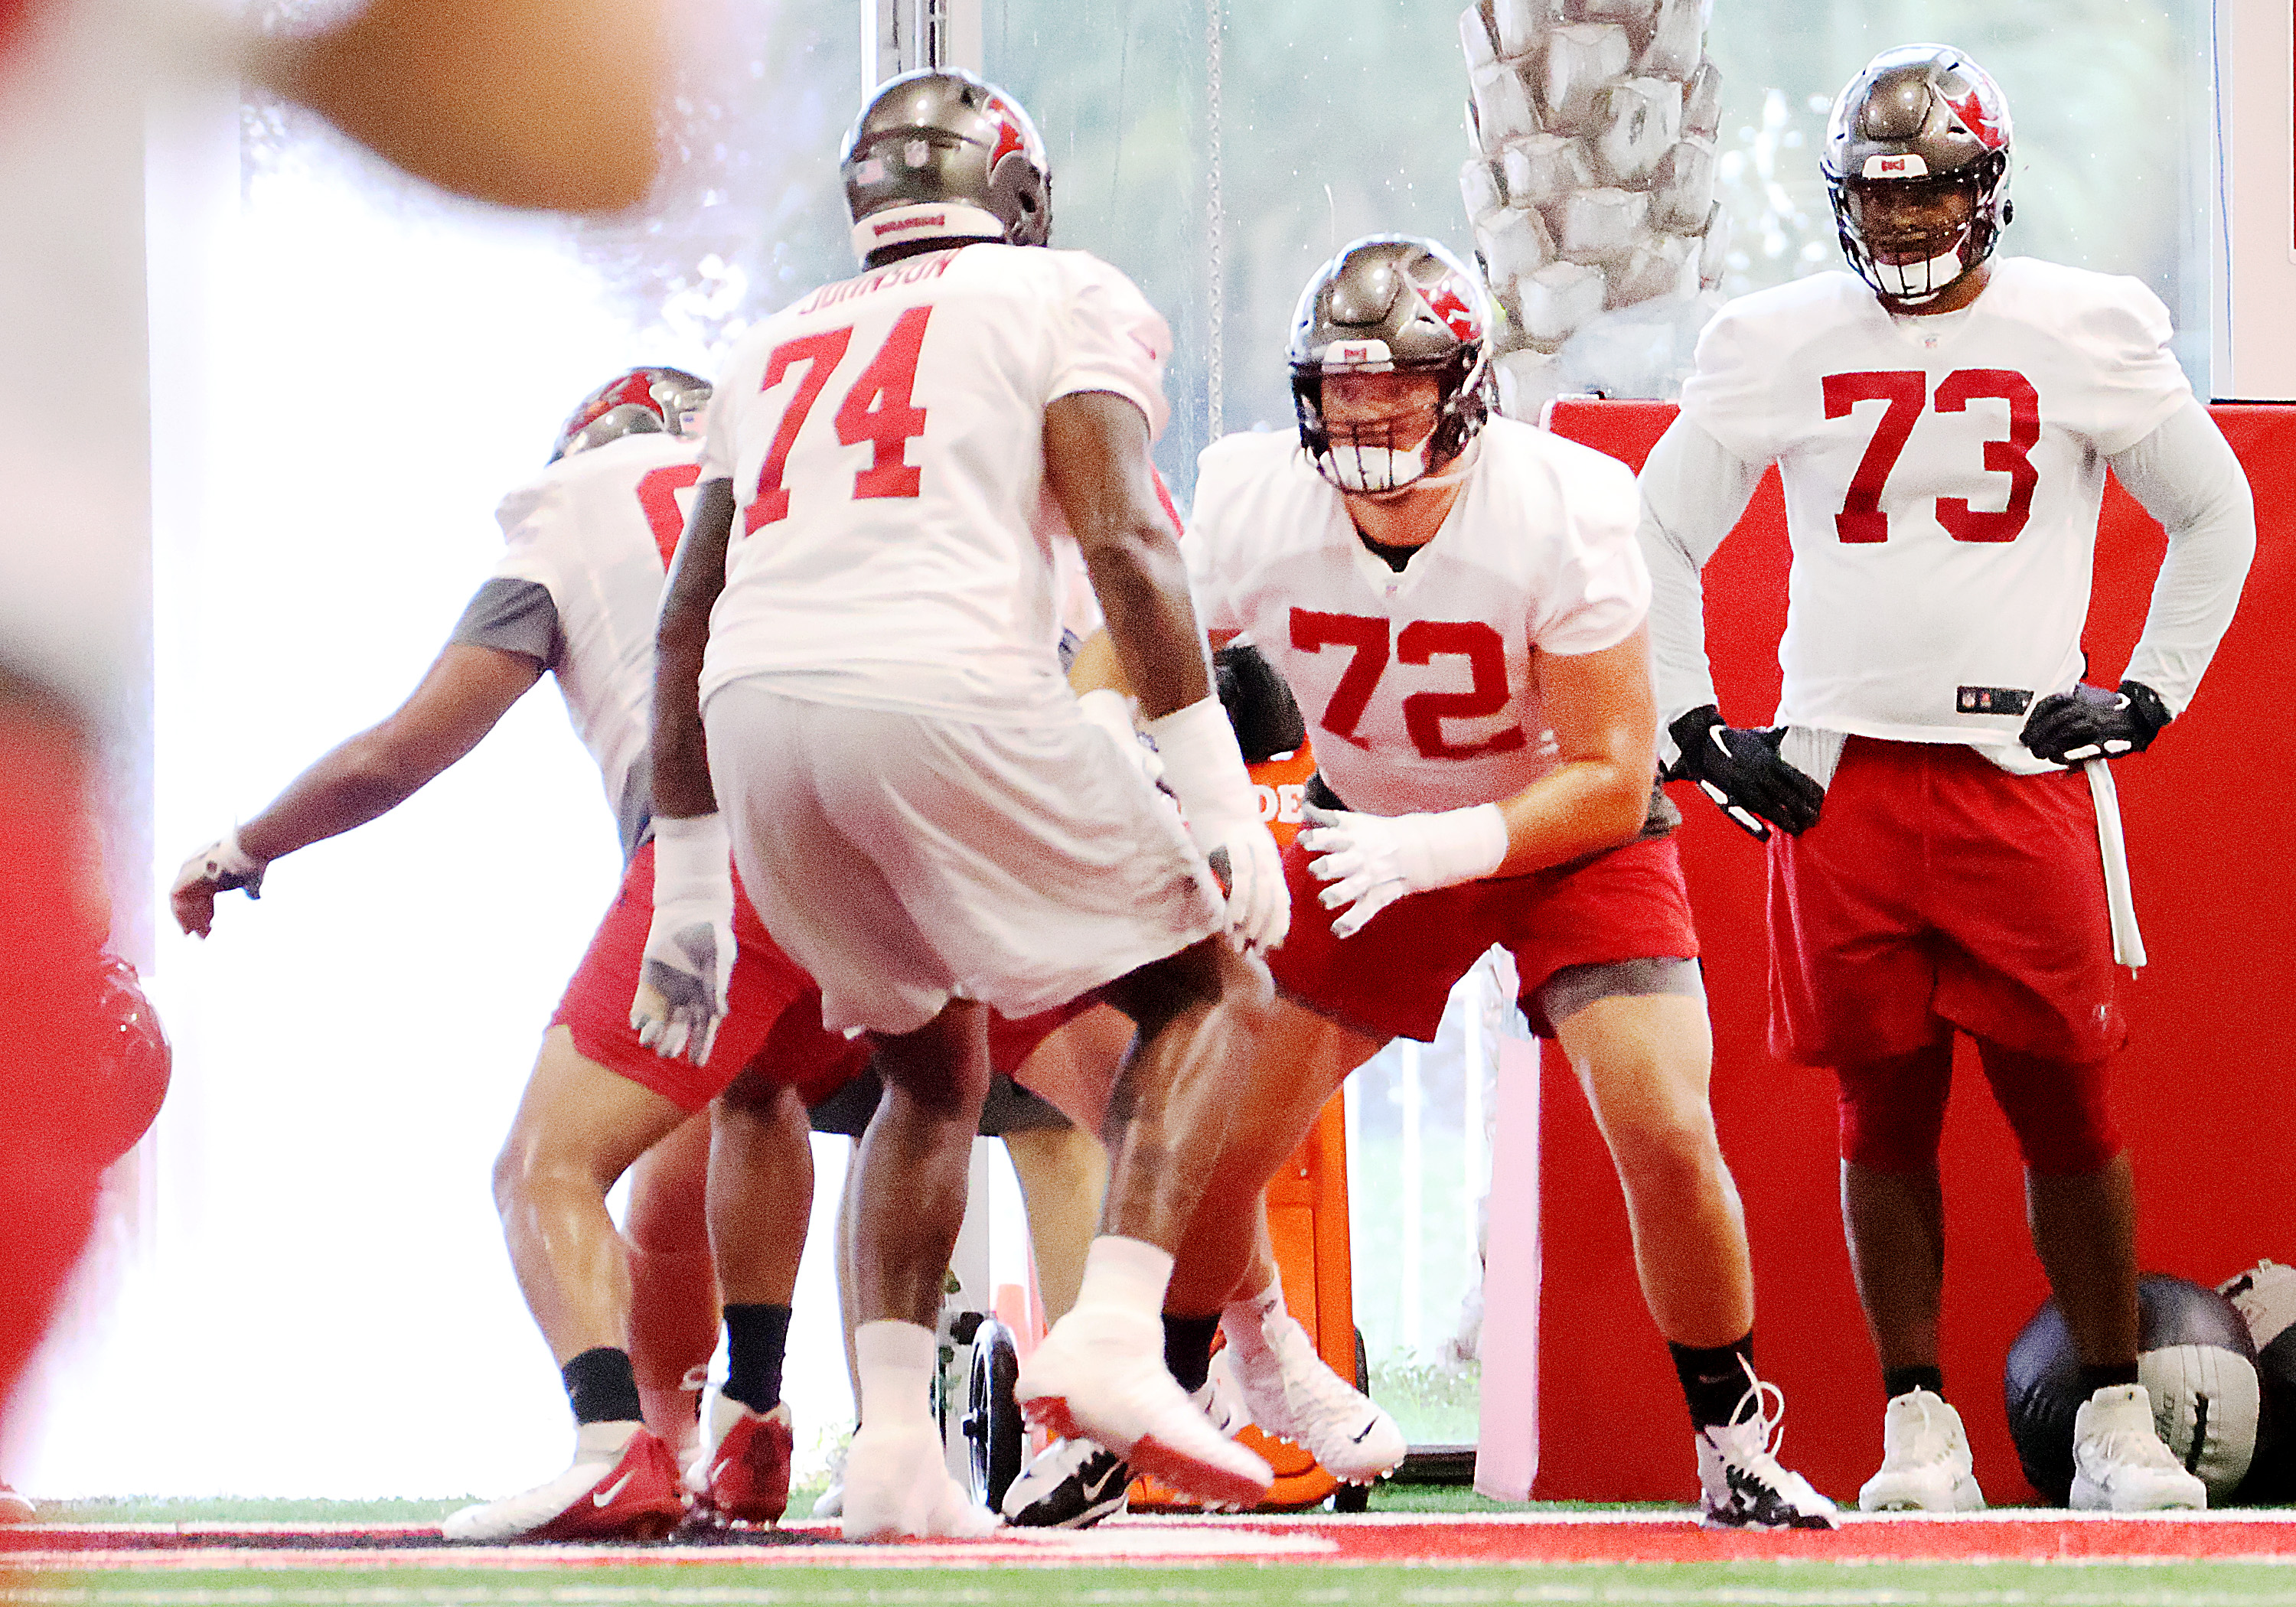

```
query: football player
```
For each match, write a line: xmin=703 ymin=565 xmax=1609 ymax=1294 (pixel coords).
xmin=1636 ymin=45 xmax=2255 ymax=1512
xmin=645 ymin=68 xmax=1289 ymax=1539
xmin=171 ymin=372 xmax=830 ymax=1540
xmin=1140 ymin=234 xmax=1831 ymax=1529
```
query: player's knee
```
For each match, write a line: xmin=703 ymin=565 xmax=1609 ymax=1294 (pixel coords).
xmin=1835 ymin=1043 xmax=1952 ymax=1174
xmin=1978 ymin=1041 xmax=2122 ymax=1176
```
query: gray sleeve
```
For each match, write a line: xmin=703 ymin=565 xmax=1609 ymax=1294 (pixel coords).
xmin=2108 ymin=399 xmax=2257 ymax=719
xmin=448 ymin=577 xmax=564 ymax=670
xmin=1636 ymin=414 xmax=1766 ymax=767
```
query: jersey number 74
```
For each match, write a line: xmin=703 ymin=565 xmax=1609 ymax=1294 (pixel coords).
xmin=745 ymin=306 xmax=936 ymax=535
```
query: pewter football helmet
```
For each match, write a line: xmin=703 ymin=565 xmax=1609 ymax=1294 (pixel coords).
xmin=550 ymin=367 xmax=712 ymax=463
xmin=1287 ymin=235 xmax=1491 ymax=494
xmin=841 ymin=70 xmax=1052 ymax=266
xmin=1821 ymin=44 xmax=2014 ymax=304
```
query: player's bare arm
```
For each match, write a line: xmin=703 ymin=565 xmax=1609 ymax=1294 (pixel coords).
xmin=649 ymin=475 xmax=735 ymax=822
xmin=1501 ymin=625 xmax=1660 ymax=868
xmin=170 ymin=643 xmax=541 ymax=937
xmin=1047 ymin=390 xmax=1287 ymax=951
xmin=631 ymin=474 xmax=739 ymax=1064
xmin=1044 ymin=391 xmax=1211 ymax=721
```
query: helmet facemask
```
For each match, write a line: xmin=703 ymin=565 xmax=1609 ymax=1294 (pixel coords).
xmin=1831 ymin=156 xmax=2008 ymax=305
xmin=1293 ymin=351 xmax=1487 ymax=495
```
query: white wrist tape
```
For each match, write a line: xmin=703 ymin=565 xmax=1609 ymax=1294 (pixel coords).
xmin=1144 ymin=695 xmax=1255 ymax=823
xmin=214 ymin=826 xmax=266 ymax=876
xmin=651 ymin=813 xmax=730 ymax=905
xmin=1407 ymin=804 xmax=1510 ymax=888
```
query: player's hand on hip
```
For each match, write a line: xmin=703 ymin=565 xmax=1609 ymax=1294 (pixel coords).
xmin=1300 ymin=802 xmax=1508 ymax=940
xmin=631 ymin=813 xmax=735 ymax=1064
xmin=1665 ymin=706 xmax=1824 ymax=841
xmin=171 ymin=830 xmax=266 ymax=938
xmin=2019 ymin=680 xmax=2170 ymax=766
xmin=1144 ymin=694 xmax=1290 ymax=953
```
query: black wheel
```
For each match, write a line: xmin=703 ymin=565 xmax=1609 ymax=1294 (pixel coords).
xmin=1330 ymin=1327 xmax=1375 ymax=1513
xmin=963 ymin=1317 xmax=1025 ymax=1511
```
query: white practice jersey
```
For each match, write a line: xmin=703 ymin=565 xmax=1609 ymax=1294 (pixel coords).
xmin=1678 ymin=258 xmax=2192 ymax=748
xmin=698 ymin=243 xmax=1169 ymax=726
xmin=1186 ymin=418 xmax=1649 ymax=819
xmin=466 ymin=432 xmax=704 ymax=855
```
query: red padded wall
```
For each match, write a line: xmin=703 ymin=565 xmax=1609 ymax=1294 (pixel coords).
xmin=1528 ymin=399 xmax=2296 ymax=1504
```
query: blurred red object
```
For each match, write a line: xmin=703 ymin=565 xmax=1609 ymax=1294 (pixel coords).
xmin=0 ymin=696 xmax=114 ymax=1425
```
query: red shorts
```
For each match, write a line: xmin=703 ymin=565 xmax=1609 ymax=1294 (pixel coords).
xmin=553 ymin=840 xmax=862 ymax=1113
xmin=1268 ymin=830 xmax=1700 ymax=1042
xmin=1766 ymin=737 xmax=2125 ymax=1065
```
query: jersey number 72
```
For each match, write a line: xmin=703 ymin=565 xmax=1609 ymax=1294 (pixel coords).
xmin=745 ymin=305 xmax=936 ymax=535
xmin=1823 ymin=368 xmax=2039 ymax=545
xmin=1289 ymin=608 xmax=1526 ymax=761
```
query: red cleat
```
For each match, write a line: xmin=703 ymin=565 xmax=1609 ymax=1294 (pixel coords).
xmin=684 ymin=1395 xmax=794 ymax=1525
xmin=442 ymin=1424 xmax=685 ymax=1543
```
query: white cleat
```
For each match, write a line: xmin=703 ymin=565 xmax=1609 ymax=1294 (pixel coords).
xmin=1217 ymin=1312 xmax=1404 ymax=1486
xmin=1000 ymin=1369 xmax=1245 ymax=1528
xmin=1696 ymin=1377 xmax=1838 ymax=1530
xmin=1859 ymin=1388 xmax=1985 ymax=1513
xmin=1016 ymin=1304 xmax=1273 ymax=1510
xmin=839 ymin=1421 xmax=1000 ymax=1541
xmin=2070 ymin=1384 xmax=2207 ymax=1511
xmin=441 ymin=1423 xmax=685 ymax=1543
xmin=1001 ymin=1436 xmax=1132 ymax=1529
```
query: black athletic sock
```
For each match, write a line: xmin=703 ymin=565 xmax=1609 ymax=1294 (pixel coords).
xmin=723 ymin=1303 xmax=794 ymax=1414
xmin=562 ymin=1346 xmax=645 ymax=1426
xmin=1163 ymin=1313 xmax=1221 ymax=1395
xmin=1668 ymin=1333 xmax=1757 ymax=1430
xmin=1883 ymin=1364 xmax=1946 ymax=1402
xmin=2078 ymin=1361 xmax=2141 ymax=1396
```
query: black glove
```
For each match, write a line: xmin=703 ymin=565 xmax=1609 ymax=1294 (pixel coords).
xmin=2018 ymin=680 xmax=2170 ymax=766
xmin=1665 ymin=705 xmax=1825 ymax=841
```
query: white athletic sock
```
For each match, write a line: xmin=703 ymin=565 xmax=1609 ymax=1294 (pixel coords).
xmin=572 ymin=1419 xmax=642 ymax=1465
xmin=1071 ymin=1235 xmax=1176 ymax=1319
xmin=855 ymin=1319 xmax=937 ymax=1429
xmin=1221 ymin=1273 xmax=1288 ymax=1358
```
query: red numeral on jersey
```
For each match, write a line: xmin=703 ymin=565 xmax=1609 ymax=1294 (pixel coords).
xmin=1823 ymin=367 xmax=2041 ymax=545
xmin=745 ymin=308 xmax=937 ymax=533
xmin=1931 ymin=369 xmax=2040 ymax=543
xmin=837 ymin=305 xmax=931 ymax=500
xmin=747 ymin=328 xmax=852 ymax=534
xmin=1821 ymin=371 xmax=1924 ymax=543
xmin=1397 ymin=621 xmax=1526 ymax=760
xmin=1290 ymin=609 xmax=1522 ymax=761
xmin=1289 ymin=611 xmax=1387 ymax=748
xmin=635 ymin=462 xmax=703 ymax=567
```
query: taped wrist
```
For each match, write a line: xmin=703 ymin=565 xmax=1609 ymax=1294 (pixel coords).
xmin=1144 ymin=696 xmax=1254 ymax=824
xmin=651 ymin=813 xmax=730 ymax=906
xmin=1401 ymin=804 xmax=1509 ymax=889
xmin=212 ymin=827 xmax=266 ymax=878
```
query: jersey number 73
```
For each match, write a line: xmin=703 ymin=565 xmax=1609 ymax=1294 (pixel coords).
xmin=745 ymin=306 xmax=936 ymax=535
xmin=1823 ymin=368 xmax=2039 ymax=545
